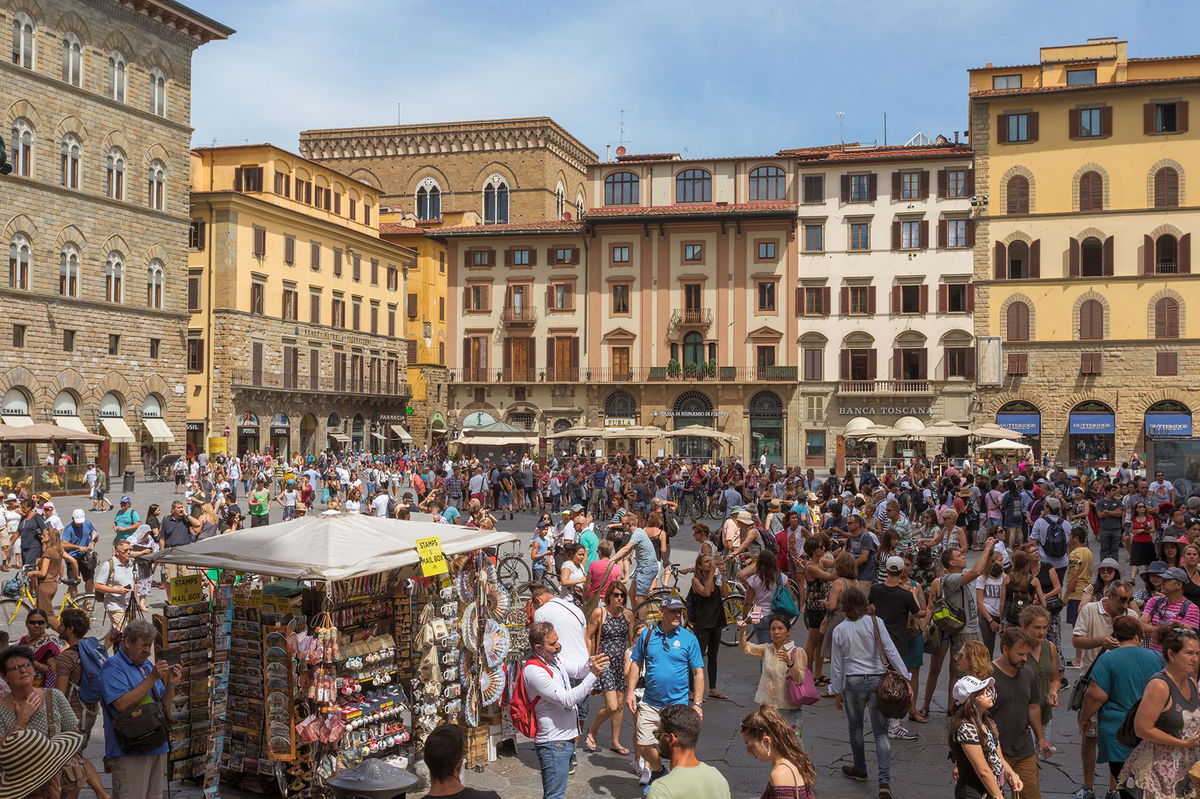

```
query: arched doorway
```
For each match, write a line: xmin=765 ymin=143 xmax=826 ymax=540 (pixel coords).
xmin=1 ymin=388 xmax=33 ymax=467
xmin=996 ymin=400 xmax=1041 ymax=459
xmin=270 ymin=413 xmax=291 ymax=458
xmin=299 ymin=414 xmax=318 ymax=454
xmin=748 ymin=391 xmax=783 ymax=465
xmin=1145 ymin=400 xmax=1192 ymax=439
xmin=604 ymin=390 xmax=639 ymax=455
xmin=351 ymin=414 xmax=365 ymax=450
xmin=1068 ymin=400 xmax=1115 ymax=465
xmin=237 ymin=410 xmax=261 ymax=455
xmin=673 ymin=391 xmax=714 ymax=460
xmin=139 ymin=394 xmax=172 ymax=467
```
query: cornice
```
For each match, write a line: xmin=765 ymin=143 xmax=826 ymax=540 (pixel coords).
xmin=84 ymin=0 xmax=232 ymax=48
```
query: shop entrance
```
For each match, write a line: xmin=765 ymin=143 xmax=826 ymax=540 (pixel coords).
xmin=748 ymin=391 xmax=783 ymax=466
xmin=672 ymin=391 xmax=715 ymax=460
xmin=270 ymin=413 xmax=291 ymax=459
xmin=1068 ymin=400 xmax=1115 ymax=465
xmin=996 ymin=400 xmax=1041 ymax=460
xmin=299 ymin=414 xmax=318 ymax=455
xmin=237 ymin=410 xmax=260 ymax=455
xmin=1145 ymin=400 xmax=1193 ymax=444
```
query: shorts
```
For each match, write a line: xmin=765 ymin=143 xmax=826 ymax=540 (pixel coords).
xmin=175 ymin=474 xmax=186 ymax=486
xmin=804 ymin=608 xmax=826 ymax=630
xmin=635 ymin=702 xmax=663 ymax=747
xmin=634 ymin=566 xmax=657 ymax=596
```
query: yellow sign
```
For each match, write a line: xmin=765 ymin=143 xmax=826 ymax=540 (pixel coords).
xmin=208 ymin=436 xmax=227 ymax=456
xmin=415 ymin=536 xmax=448 ymax=577
xmin=168 ymin=575 xmax=204 ymax=605
xmin=266 ymin=596 xmax=293 ymax=614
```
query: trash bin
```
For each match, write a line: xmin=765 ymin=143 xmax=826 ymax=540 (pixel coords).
xmin=327 ymin=759 xmax=423 ymax=799
xmin=122 ymin=468 xmax=135 ymax=493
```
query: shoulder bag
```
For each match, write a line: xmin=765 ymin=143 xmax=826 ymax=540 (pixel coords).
xmin=108 ymin=667 xmax=169 ymax=754
xmin=931 ymin=577 xmax=966 ymax=635
xmin=869 ymin=613 xmax=912 ymax=719
xmin=1068 ymin=655 xmax=1100 ymax=712
xmin=785 ymin=647 xmax=819 ymax=707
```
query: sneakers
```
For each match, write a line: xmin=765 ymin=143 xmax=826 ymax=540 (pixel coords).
xmin=637 ymin=759 xmax=651 ymax=785
xmin=841 ymin=766 xmax=868 ymax=782
xmin=568 ymin=755 xmax=577 ymax=775
xmin=1074 ymin=787 xmax=1096 ymax=799
xmin=887 ymin=724 xmax=919 ymax=741
xmin=879 ymin=785 xmax=894 ymax=799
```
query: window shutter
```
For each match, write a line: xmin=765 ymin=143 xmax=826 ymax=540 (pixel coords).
xmin=994 ymin=242 xmax=1008 ymax=280
xmin=1158 ymin=351 xmax=1179 ymax=376
xmin=997 ymin=114 xmax=1009 ymax=144
xmin=1145 ymin=235 xmax=1155 ymax=274
xmin=866 ymin=348 xmax=877 ymax=380
xmin=867 ymin=286 xmax=877 ymax=314
xmin=1068 ymin=109 xmax=1080 ymax=139
xmin=965 ymin=170 xmax=975 ymax=197
xmin=529 ymin=248 xmax=538 ymax=266
xmin=892 ymin=348 xmax=902 ymax=380
xmin=966 ymin=284 xmax=975 ymax=312
xmin=234 ymin=167 xmax=243 ymax=192
xmin=965 ymin=347 xmax=976 ymax=380
xmin=937 ymin=170 xmax=947 ymax=198
xmin=570 ymin=247 xmax=580 ymax=264
xmin=546 ymin=284 xmax=554 ymax=309
xmin=917 ymin=347 xmax=928 ymax=379
xmin=1156 ymin=302 xmax=1167 ymax=339
xmin=462 ymin=339 xmax=472 ymax=373
xmin=840 ymin=286 xmax=850 ymax=314
xmin=891 ymin=221 xmax=901 ymax=251
xmin=1103 ymin=236 xmax=1114 ymax=276
xmin=919 ymin=170 xmax=930 ymax=199
xmin=919 ymin=284 xmax=929 ymax=313
xmin=1007 ymin=353 xmax=1026 ymax=376
xmin=868 ymin=173 xmax=878 ymax=201
xmin=1101 ymin=106 xmax=1113 ymax=137
xmin=840 ymin=175 xmax=850 ymax=203
xmin=891 ymin=285 xmax=901 ymax=314
xmin=407 ymin=293 xmax=418 ymax=318
xmin=937 ymin=284 xmax=947 ymax=313
xmin=570 ymin=338 xmax=580 ymax=374
xmin=1181 ymin=233 xmax=1193 ymax=273
xmin=1144 ymin=103 xmax=1155 ymax=134
xmin=966 ymin=219 xmax=976 ymax=247
xmin=463 ymin=251 xmax=472 ymax=269
xmin=1069 ymin=238 xmax=1080 ymax=277
xmin=1029 ymin=240 xmax=1041 ymax=278
xmin=462 ymin=285 xmax=470 ymax=312
xmin=937 ymin=219 xmax=947 ymax=249
xmin=547 ymin=248 xmax=556 ymax=265
xmin=821 ymin=286 xmax=831 ymax=316
xmin=1179 ymin=101 xmax=1190 ymax=133
xmin=891 ymin=171 xmax=901 ymax=200
xmin=839 ymin=349 xmax=849 ymax=380
xmin=503 ymin=339 xmax=512 ymax=375
xmin=1027 ymin=112 xmax=1039 ymax=141
xmin=795 ymin=287 xmax=803 ymax=314
xmin=919 ymin=220 xmax=929 ymax=249
xmin=546 ymin=339 xmax=556 ymax=377
xmin=504 ymin=248 xmax=513 ymax=267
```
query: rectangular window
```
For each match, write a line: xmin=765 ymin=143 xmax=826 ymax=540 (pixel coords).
xmin=1007 ymin=353 xmax=1028 ymax=376
xmin=332 ymin=295 xmax=345 ymax=327
xmin=802 ymin=174 xmax=824 ymax=203
xmin=235 ymin=166 xmax=263 ymax=193
xmin=947 ymin=283 xmax=968 ymax=313
xmin=552 ymin=248 xmax=577 ymax=265
xmin=805 ymin=430 xmax=826 ymax=458
xmin=849 ymin=286 xmax=870 ymax=315
xmin=551 ymin=283 xmax=574 ymax=311
xmin=188 ymin=220 xmax=206 ymax=250
xmin=757 ymin=241 xmax=777 ymax=260
xmin=1067 ymin=68 xmax=1096 ymax=85
xmin=803 ymin=348 xmax=823 ymax=381
xmin=683 ymin=283 xmax=702 ymax=311
xmin=467 ymin=285 xmax=488 ymax=312
xmin=333 ymin=249 xmax=343 ymax=278
xmin=945 ymin=169 xmax=967 ymax=198
xmin=900 ymin=284 xmax=921 ymax=314
xmin=438 ymin=297 xmax=444 ymax=321
xmin=282 ymin=286 xmax=298 ymax=320
xmin=1158 ymin=351 xmax=1179 ymax=376
xmin=309 ymin=291 xmax=321 ymax=324
xmin=612 ymin=284 xmax=630 ymax=314
xmin=353 ymin=255 xmax=362 ymax=281
xmin=187 ymin=272 xmax=200 ymax=311
xmin=388 ymin=305 xmax=396 ymax=337
xmin=187 ymin=338 xmax=204 ymax=372
xmin=806 ymin=395 xmax=825 ymax=422
xmin=803 ymin=224 xmax=824 ymax=252
xmin=351 ymin=298 xmax=361 ymax=330
xmin=901 ymin=220 xmax=921 ymax=249
xmin=11 ymin=324 xmax=24 ymax=348
xmin=471 ymin=250 xmax=492 ymax=267
xmin=273 ymin=171 xmax=290 ymax=197
xmin=250 ymin=282 xmax=265 ymax=315
xmin=850 ymin=222 xmax=870 ymax=251
xmin=756 ymin=281 xmax=776 ymax=312
xmin=439 ymin=252 xmax=446 ymax=272
xmin=1007 ymin=113 xmax=1031 ymax=142
xmin=947 ymin=219 xmax=968 ymax=248
xmin=63 ymin=329 xmax=75 ymax=352
xmin=252 ymin=227 xmax=266 ymax=258
xmin=900 ymin=172 xmax=921 ymax=199
xmin=610 ymin=346 xmax=631 ymax=380
xmin=683 ymin=244 xmax=703 ymax=262
xmin=310 ymin=242 xmax=321 ymax=271
xmin=108 ymin=334 xmax=120 ymax=355
xmin=804 ymin=287 xmax=827 ymax=315
xmin=849 ymin=174 xmax=871 ymax=202
xmin=284 ymin=236 xmax=295 ymax=265
xmin=370 ymin=303 xmax=379 ymax=334
xmin=945 ymin=347 xmax=971 ymax=378
xmin=992 ymin=74 xmax=1022 ymax=90
xmin=1154 ymin=102 xmax=1181 ymax=133
xmin=406 ymin=293 xmax=418 ymax=319
xmin=611 ymin=246 xmax=630 ymax=264
xmin=370 ymin=259 xmax=379 ymax=285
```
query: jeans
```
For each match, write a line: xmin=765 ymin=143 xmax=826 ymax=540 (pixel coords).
xmin=844 ymin=674 xmax=891 ymax=785
xmin=1099 ymin=529 xmax=1121 ymax=563
xmin=535 ymin=739 xmax=575 ymax=799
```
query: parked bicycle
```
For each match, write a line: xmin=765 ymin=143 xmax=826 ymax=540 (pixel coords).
xmin=0 ymin=567 xmax=95 ymax=628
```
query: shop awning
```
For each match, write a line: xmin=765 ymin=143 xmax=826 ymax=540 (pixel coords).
xmin=100 ymin=417 xmax=136 ymax=443
xmin=994 ymin=414 xmax=1041 ymax=435
xmin=141 ymin=417 xmax=175 ymax=442
xmin=0 ymin=423 xmax=103 ymax=443
xmin=330 ymin=433 xmax=351 ymax=443
xmin=144 ymin=514 xmax=520 ymax=581
xmin=1068 ymin=413 xmax=1115 ymax=435
xmin=1145 ymin=413 xmax=1193 ymax=437
xmin=54 ymin=416 xmax=88 ymax=434
xmin=370 ymin=432 xmax=385 ymax=441
xmin=391 ymin=425 xmax=413 ymax=442
xmin=2 ymin=415 xmax=33 ymax=427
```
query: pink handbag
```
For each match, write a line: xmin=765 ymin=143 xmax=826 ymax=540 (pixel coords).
xmin=785 ymin=648 xmax=819 ymax=706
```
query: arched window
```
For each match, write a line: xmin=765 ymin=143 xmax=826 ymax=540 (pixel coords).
xmin=604 ymin=390 xmax=636 ymax=419
xmin=106 ymin=147 xmax=125 ymax=200
xmin=482 ymin=174 xmax=508 ymax=224
xmin=59 ymin=134 xmax=81 ymax=189
xmin=1079 ymin=299 xmax=1104 ymax=340
xmin=748 ymin=166 xmax=786 ymax=201
xmin=604 ymin=171 xmax=638 ymax=205
xmin=108 ymin=51 xmax=127 ymax=102
xmin=555 ymin=183 xmax=565 ymax=219
xmin=146 ymin=259 xmax=164 ymax=309
xmin=8 ymin=234 xmax=31 ymax=290
xmin=1156 ymin=234 xmax=1179 ymax=274
xmin=104 ymin=252 xmax=124 ymax=303
xmin=1154 ymin=167 xmax=1180 ymax=208
xmin=575 ymin=192 xmax=584 ymax=218
xmin=1006 ymin=175 xmax=1029 ymax=214
xmin=748 ymin=391 xmax=783 ymax=417
xmin=11 ymin=12 xmax=34 ymax=69
xmin=1080 ymin=236 xmax=1103 ymax=277
xmin=1008 ymin=240 xmax=1030 ymax=279
xmin=1006 ymin=301 xmax=1030 ymax=341
xmin=1079 ymin=170 xmax=1103 ymax=211
xmin=682 ymin=331 xmax=705 ymax=367
xmin=59 ymin=244 xmax=79 ymax=297
xmin=675 ymin=169 xmax=712 ymax=203
xmin=415 ymin=178 xmax=441 ymax=220
xmin=147 ymin=160 xmax=165 ymax=210
xmin=1155 ymin=297 xmax=1180 ymax=339
xmin=149 ymin=67 xmax=167 ymax=117
xmin=10 ymin=119 xmax=32 ymax=177
xmin=61 ymin=32 xmax=82 ymax=86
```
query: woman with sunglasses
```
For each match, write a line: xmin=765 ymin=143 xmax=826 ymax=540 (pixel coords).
xmin=1081 ymin=558 xmax=1123 ymax=607
xmin=947 ymin=675 xmax=1022 ymax=799
xmin=16 ymin=609 xmax=60 ymax=690
xmin=583 ymin=581 xmax=634 ymax=756
xmin=1129 ymin=501 xmax=1158 ymax=580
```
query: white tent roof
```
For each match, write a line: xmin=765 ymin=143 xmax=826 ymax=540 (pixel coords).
xmin=145 ymin=514 xmax=518 ymax=582
xmin=978 ymin=438 xmax=1029 ymax=450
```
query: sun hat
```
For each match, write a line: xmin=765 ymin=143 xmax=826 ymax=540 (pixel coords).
xmin=952 ymin=675 xmax=995 ymax=705
xmin=1141 ymin=561 xmax=1169 ymax=583
xmin=41 ymin=502 xmax=53 ymax=511
xmin=735 ymin=510 xmax=754 ymax=525
xmin=1097 ymin=557 xmax=1121 ymax=572
xmin=0 ymin=728 xmax=86 ymax=799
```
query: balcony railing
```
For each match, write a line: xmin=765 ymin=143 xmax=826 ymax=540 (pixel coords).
xmin=837 ymin=379 xmax=934 ymax=395
xmin=670 ymin=308 xmax=713 ymax=328
xmin=448 ymin=365 xmax=798 ymax=383
xmin=500 ymin=306 xmax=537 ymax=325
xmin=231 ymin=370 xmax=408 ymax=399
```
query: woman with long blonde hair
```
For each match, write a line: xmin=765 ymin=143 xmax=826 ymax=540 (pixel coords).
xmin=740 ymin=705 xmax=818 ymax=799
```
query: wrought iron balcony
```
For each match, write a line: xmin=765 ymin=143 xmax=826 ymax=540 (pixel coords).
xmin=447 ymin=365 xmax=798 ymax=383
xmin=670 ymin=308 xmax=713 ymax=328
xmin=500 ymin=306 xmax=537 ymax=325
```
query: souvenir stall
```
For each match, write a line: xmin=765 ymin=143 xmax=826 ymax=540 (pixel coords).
xmin=147 ymin=515 xmax=527 ymax=798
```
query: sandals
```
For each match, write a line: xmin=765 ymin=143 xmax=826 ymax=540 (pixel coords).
xmin=610 ymin=745 xmax=631 ymax=756
xmin=815 ymin=675 xmax=831 ymax=687
xmin=582 ymin=736 xmax=598 ymax=753
xmin=908 ymin=709 xmax=928 ymax=724
xmin=708 ymin=690 xmax=729 ymax=700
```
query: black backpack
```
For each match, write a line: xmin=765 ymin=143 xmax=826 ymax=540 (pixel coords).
xmin=1042 ymin=517 xmax=1067 ymax=559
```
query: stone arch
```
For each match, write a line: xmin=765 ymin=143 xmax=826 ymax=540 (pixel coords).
xmin=998 ymin=293 xmax=1037 ymax=340
xmin=1149 ymin=222 xmax=1186 ymax=240
xmin=470 ymin=161 xmax=518 ymax=190
xmin=1056 ymin=390 xmax=1119 ymax=417
xmin=87 ymin=372 xmax=132 ymax=408
xmin=409 ymin=165 xmax=451 ymax=196
xmin=1147 ymin=288 xmax=1186 ymax=338
xmin=100 ymin=130 xmax=132 ymax=154
xmin=142 ymin=241 xmax=169 ymax=266
xmin=54 ymin=10 xmax=91 ymax=43
xmin=0 ymin=366 xmax=42 ymax=404
xmin=6 ymin=99 xmax=42 ymax=128
xmin=1147 ymin=158 xmax=1186 ymax=207
xmin=143 ymin=142 xmax=170 ymax=169
xmin=46 ymin=369 xmax=88 ymax=411
xmin=1129 ymin=387 xmax=1195 ymax=418
xmin=999 ymin=165 xmax=1036 ymax=213
xmin=142 ymin=47 xmax=174 ymax=80
xmin=1001 ymin=229 xmax=1033 ymax=246
xmin=101 ymin=29 xmax=132 ymax=56
xmin=99 ymin=233 xmax=131 ymax=256
xmin=893 ymin=330 xmax=927 ymax=348
xmin=1072 ymin=290 xmax=1111 ymax=340
xmin=982 ymin=390 xmax=1044 ymax=418
xmin=131 ymin=373 xmax=171 ymax=411
xmin=7 ymin=1 xmax=43 ymax=24
xmin=841 ymin=331 xmax=874 ymax=348
xmin=798 ymin=331 xmax=828 ymax=347
xmin=939 ymin=328 xmax=973 ymax=346
xmin=53 ymin=224 xmax=87 ymax=251
xmin=347 ymin=168 xmax=382 ymax=190
xmin=1071 ymin=162 xmax=1111 ymax=212
xmin=1072 ymin=225 xmax=1107 ymax=242
xmin=3 ymin=213 xmax=39 ymax=240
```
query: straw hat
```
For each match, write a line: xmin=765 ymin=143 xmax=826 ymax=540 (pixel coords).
xmin=0 ymin=728 xmax=86 ymax=799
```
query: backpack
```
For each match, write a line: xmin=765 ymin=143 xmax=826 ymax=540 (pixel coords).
xmin=1004 ymin=587 xmax=1033 ymax=627
xmin=1148 ymin=596 xmax=1195 ymax=628
xmin=510 ymin=657 xmax=553 ymax=738
xmin=76 ymin=637 xmax=110 ymax=704
xmin=1041 ymin=517 xmax=1068 ymax=559
xmin=759 ymin=524 xmax=778 ymax=554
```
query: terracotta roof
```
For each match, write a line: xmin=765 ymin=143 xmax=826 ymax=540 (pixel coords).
xmin=585 ymin=202 xmax=797 ymax=219
xmin=775 ymin=143 xmax=972 ymax=163
xmin=423 ymin=220 xmax=586 ymax=237
xmin=971 ymin=74 xmax=1200 ymax=98
xmin=1129 ymin=54 xmax=1200 ymax=63
xmin=615 ymin=152 xmax=680 ymax=162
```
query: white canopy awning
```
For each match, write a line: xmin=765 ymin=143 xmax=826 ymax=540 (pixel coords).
xmin=370 ymin=431 xmax=385 ymax=441
xmin=2 ymin=415 xmax=33 ymax=427
xmin=843 ymin=416 xmax=874 ymax=435
xmin=100 ymin=417 xmax=136 ymax=443
xmin=391 ymin=425 xmax=413 ymax=442
xmin=145 ymin=514 xmax=519 ymax=581
xmin=54 ymin=416 xmax=88 ymax=434
xmin=141 ymin=417 xmax=174 ymax=442
xmin=330 ymin=433 xmax=351 ymax=443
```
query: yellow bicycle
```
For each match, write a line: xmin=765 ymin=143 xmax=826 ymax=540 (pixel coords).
xmin=0 ymin=568 xmax=95 ymax=627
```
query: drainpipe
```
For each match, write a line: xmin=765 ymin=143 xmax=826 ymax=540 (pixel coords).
xmin=206 ymin=191 xmax=216 ymax=446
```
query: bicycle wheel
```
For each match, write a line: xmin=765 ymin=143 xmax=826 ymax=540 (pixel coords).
xmin=61 ymin=594 xmax=97 ymax=620
xmin=496 ymin=556 xmax=531 ymax=591
xmin=686 ymin=495 xmax=702 ymax=522
xmin=719 ymin=594 xmax=745 ymax=647
xmin=634 ymin=590 xmax=690 ymax=629
xmin=0 ymin=597 xmax=30 ymax=628
xmin=706 ymin=496 xmax=723 ymax=520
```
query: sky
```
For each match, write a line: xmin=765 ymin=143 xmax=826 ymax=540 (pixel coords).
xmin=187 ymin=0 xmax=1198 ymax=159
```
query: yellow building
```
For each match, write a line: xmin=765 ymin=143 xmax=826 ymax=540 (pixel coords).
xmin=970 ymin=38 xmax=1200 ymax=466
xmin=187 ymin=145 xmax=417 ymax=457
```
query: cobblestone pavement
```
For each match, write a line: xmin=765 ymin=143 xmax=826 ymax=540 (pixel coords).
xmin=40 ymin=482 xmax=1087 ymax=798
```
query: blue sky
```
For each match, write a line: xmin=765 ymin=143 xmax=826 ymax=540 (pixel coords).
xmin=188 ymin=0 xmax=1195 ymax=159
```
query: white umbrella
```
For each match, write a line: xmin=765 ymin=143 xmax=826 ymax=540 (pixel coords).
xmin=978 ymin=438 xmax=1029 ymax=450
xmin=849 ymin=424 xmax=905 ymax=439
xmin=919 ymin=420 xmax=973 ymax=438
xmin=971 ymin=423 xmax=1024 ymax=439
xmin=545 ymin=427 xmax=605 ymax=440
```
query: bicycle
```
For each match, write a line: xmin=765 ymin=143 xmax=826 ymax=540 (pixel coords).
xmin=678 ymin=490 xmax=704 ymax=522
xmin=0 ymin=569 xmax=95 ymax=628
xmin=495 ymin=540 xmax=532 ymax=592
xmin=706 ymin=493 xmax=726 ymax=520
xmin=632 ymin=563 xmax=692 ymax=629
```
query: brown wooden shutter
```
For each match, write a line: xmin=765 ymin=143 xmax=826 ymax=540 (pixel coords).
xmin=529 ymin=248 xmax=538 ymax=265
xmin=868 ymin=173 xmax=878 ymax=201
xmin=570 ymin=338 xmax=580 ymax=378
xmin=917 ymin=348 xmax=928 ymax=379
xmin=840 ymin=175 xmax=850 ymax=202
xmin=891 ymin=285 xmax=901 ymax=314
xmin=1181 ymin=233 xmax=1192 ymax=273
xmin=866 ymin=349 xmax=877 ymax=380
xmin=1145 ymin=103 xmax=1155 ymax=134
xmin=839 ymin=349 xmax=850 ymax=380
xmin=919 ymin=284 xmax=929 ymax=313
xmin=937 ymin=284 xmax=947 ymax=313
xmin=795 ymin=287 xmax=803 ymax=314
xmin=546 ymin=339 xmax=555 ymax=378
xmin=1029 ymin=240 xmax=1041 ymax=278
xmin=504 ymin=248 xmax=513 ymax=267
xmin=1158 ymin=352 xmax=1178 ymax=376
xmin=840 ymin=286 xmax=850 ymax=314
xmin=867 ymin=286 xmax=877 ymax=314
xmin=997 ymin=114 xmax=1009 ymax=143
xmin=919 ymin=220 xmax=929 ymax=249
xmin=965 ymin=347 xmax=976 ymax=380
xmin=1067 ymin=108 xmax=1080 ymax=139
xmin=994 ymin=242 xmax=1008 ymax=280
xmin=1103 ymin=236 xmax=1114 ymax=276
xmin=937 ymin=170 xmax=947 ymax=198
xmin=966 ymin=284 xmax=975 ymax=312
xmin=937 ymin=219 xmax=947 ymax=249
xmin=919 ymin=170 xmax=930 ymax=199
xmin=891 ymin=171 xmax=902 ymax=200
xmin=1145 ymin=234 xmax=1155 ymax=274
xmin=1179 ymin=101 xmax=1190 ymax=133
xmin=251 ymin=342 xmax=263 ymax=384
xmin=546 ymin=284 xmax=554 ymax=309
xmin=1069 ymin=238 xmax=1080 ymax=277
xmin=965 ymin=169 xmax=976 ymax=197
xmin=1156 ymin=300 xmax=1168 ymax=339
xmin=891 ymin=221 xmax=901 ymax=251
xmin=234 ymin=167 xmax=243 ymax=192
xmin=462 ymin=339 xmax=472 ymax=373
xmin=570 ymin=247 xmax=580 ymax=264
xmin=1027 ymin=112 xmax=1039 ymax=141
xmin=966 ymin=219 xmax=976 ymax=247
xmin=1100 ymin=106 xmax=1113 ymax=137
xmin=892 ymin=348 xmax=902 ymax=380
xmin=821 ymin=286 xmax=831 ymax=316
xmin=503 ymin=339 xmax=512 ymax=378
xmin=462 ymin=285 xmax=470 ymax=311
xmin=407 ymin=293 xmax=418 ymax=318
xmin=406 ymin=339 xmax=417 ymax=364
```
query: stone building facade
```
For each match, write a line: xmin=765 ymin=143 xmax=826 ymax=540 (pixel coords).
xmin=0 ymin=0 xmax=230 ymax=478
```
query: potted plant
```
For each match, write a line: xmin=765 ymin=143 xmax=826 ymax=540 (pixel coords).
xmin=539 ymin=370 xmax=545 ymax=381
xmin=683 ymin=361 xmax=697 ymax=379
xmin=666 ymin=359 xmax=681 ymax=378
xmin=704 ymin=359 xmax=717 ymax=378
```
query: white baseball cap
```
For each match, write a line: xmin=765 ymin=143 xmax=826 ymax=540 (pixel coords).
xmin=71 ymin=509 xmax=85 ymax=523
xmin=885 ymin=556 xmax=905 ymax=574
xmin=952 ymin=675 xmax=995 ymax=704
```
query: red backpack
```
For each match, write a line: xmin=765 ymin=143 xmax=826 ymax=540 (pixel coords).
xmin=509 ymin=657 xmax=553 ymax=738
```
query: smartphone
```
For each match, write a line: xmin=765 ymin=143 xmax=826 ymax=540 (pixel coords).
xmin=160 ymin=647 xmax=182 ymax=667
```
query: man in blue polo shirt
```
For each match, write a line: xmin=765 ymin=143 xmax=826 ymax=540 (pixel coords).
xmin=625 ymin=595 xmax=705 ymax=794
xmin=100 ymin=619 xmax=180 ymax=798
